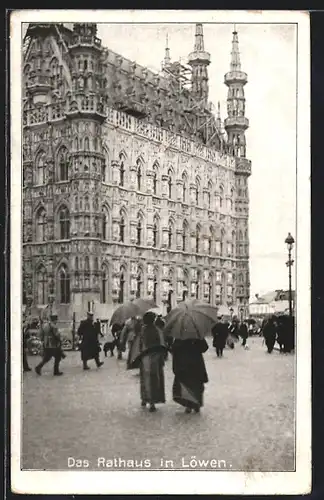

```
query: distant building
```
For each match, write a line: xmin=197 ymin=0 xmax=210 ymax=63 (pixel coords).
xmin=249 ymin=290 xmax=296 ymax=317
xmin=22 ymin=22 xmax=251 ymax=321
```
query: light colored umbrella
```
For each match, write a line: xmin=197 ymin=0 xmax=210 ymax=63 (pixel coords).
xmin=110 ymin=298 xmax=157 ymax=326
xmin=164 ymin=300 xmax=219 ymax=340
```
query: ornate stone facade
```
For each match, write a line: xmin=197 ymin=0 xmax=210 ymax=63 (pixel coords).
xmin=22 ymin=22 xmax=251 ymax=321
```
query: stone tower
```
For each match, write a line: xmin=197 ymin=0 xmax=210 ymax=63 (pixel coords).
xmin=67 ymin=23 xmax=107 ymax=314
xmin=224 ymin=27 xmax=249 ymax=157
xmin=224 ymin=27 xmax=251 ymax=312
xmin=188 ymin=23 xmax=211 ymax=107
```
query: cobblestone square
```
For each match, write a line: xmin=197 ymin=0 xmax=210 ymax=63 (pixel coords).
xmin=22 ymin=337 xmax=295 ymax=472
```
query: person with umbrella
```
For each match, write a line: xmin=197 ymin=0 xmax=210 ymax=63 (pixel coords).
xmin=136 ymin=311 xmax=167 ymax=413
xmin=164 ymin=300 xmax=215 ymax=414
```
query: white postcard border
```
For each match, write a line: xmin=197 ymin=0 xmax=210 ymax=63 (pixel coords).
xmin=10 ymin=9 xmax=311 ymax=495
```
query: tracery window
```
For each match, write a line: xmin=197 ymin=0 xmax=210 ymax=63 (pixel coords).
xmin=58 ymin=264 xmax=70 ymax=304
xmin=36 ymin=207 xmax=46 ymax=242
xmin=36 ymin=266 xmax=47 ymax=305
xmin=59 ymin=207 xmax=70 ymax=239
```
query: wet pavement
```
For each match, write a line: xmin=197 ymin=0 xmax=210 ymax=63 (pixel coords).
xmin=22 ymin=336 xmax=295 ymax=472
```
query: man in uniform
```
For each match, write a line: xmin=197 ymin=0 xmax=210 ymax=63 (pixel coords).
xmin=77 ymin=311 xmax=104 ymax=370
xmin=35 ymin=313 xmax=63 ymax=376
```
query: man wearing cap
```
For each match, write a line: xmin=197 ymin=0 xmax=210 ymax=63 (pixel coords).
xmin=77 ymin=312 xmax=104 ymax=370
xmin=35 ymin=313 xmax=63 ymax=376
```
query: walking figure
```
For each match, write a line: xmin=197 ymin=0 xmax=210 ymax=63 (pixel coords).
xmin=77 ymin=312 xmax=104 ymax=370
xmin=35 ymin=313 xmax=64 ymax=376
xmin=212 ymin=316 xmax=228 ymax=357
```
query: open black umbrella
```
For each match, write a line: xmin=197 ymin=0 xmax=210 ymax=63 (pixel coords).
xmin=110 ymin=298 xmax=157 ymax=326
xmin=164 ymin=300 xmax=219 ymax=340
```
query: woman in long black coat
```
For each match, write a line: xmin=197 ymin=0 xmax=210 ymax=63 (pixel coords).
xmin=172 ymin=338 xmax=209 ymax=414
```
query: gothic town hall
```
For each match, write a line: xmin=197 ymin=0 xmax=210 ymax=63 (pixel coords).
xmin=22 ymin=22 xmax=251 ymax=322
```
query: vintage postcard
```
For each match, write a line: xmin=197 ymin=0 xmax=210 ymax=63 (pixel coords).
xmin=10 ymin=9 xmax=311 ymax=495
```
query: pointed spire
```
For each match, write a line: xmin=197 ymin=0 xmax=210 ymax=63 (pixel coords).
xmin=230 ymin=26 xmax=241 ymax=71
xmin=164 ymin=33 xmax=171 ymax=67
xmin=194 ymin=23 xmax=205 ymax=51
xmin=216 ymin=101 xmax=222 ymax=129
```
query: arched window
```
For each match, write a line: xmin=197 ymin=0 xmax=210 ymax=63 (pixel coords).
xmin=207 ymin=182 xmax=213 ymax=209
xmin=196 ymin=270 xmax=201 ymax=300
xmin=36 ymin=152 xmax=46 ymax=185
xmin=153 ymin=273 xmax=158 ymax=303
xmin=119 ymin=153 xmax=125 ymax=187
xmin=153 ymin=216 xmax=158 ymax=247
xmin=119 ymin=212 xmax=125 ymax=242
xmin=59 ymin=207 xmax=70 ymax=239
xmin=168 ymin=169 xmax=172 ymax=199
xmin=136 ymin=214 xmax=142 ymax=246
xmin=101 ymin=265 xmax=108 ymax=303
xmin=118 ymin=267 xmax=125 ymax=304
xmin=94 ymin=257 xmax=98 ymax=271
xmin=182 ymin=221 xmax=188 ymax=252
xmin=36 ymin=266 xmax=47 ymax=305
xmin=195 ymin=225 xmax=200 ymax=253
xmin=208 ymin=227 xmax=213 ymax=255
xmin=84 ymin=256 xmax=90 ymax=272
xmin=101 ymin=160 xmax=107 ymax=182
xmin=195 ymin=177 xmax=200 ymax=205
xmin=182 ymin=172 xmax=187 ymax=203
xmin=152 ymin=162 xmax=158 ymax=195
xmin=207 ymin=275 xmax=212 ymax=304
xmin=136 ymin=159 xmax=142 ymax=191
xmin=219 ymin=186 xmax=224 ymax=209
xmin=58 ymin=148 xmax=69 ymax=181
xmin=102 ymin=209 xmax=108 ymax=240
xmin=75 ymin=256 xmax=79 ymax=270
xmin=84 ymin=137 xmax=90 ymax=151
xmin=36 ymin=207 xmax=46 ymax=242
xmin=136 ymin=268 xmax=143 ymax=298
xmin=58 ymin=264 xmax=70 ymax=304
xmin=168 ymin=220 xmax=173 ymax=249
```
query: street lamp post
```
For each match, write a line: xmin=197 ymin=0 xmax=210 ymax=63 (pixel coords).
xmin=285 ymin=232 xmax=295 ymax=320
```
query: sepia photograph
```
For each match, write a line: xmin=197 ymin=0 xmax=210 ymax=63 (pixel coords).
xmin=10 ymin=9 xmax=311 ymax=495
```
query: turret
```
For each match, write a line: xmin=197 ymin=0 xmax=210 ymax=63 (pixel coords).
xmin=224 ymin=27 xmax=249 ymax=158
xmin=163 ymin=34 xmax=171 ymax=69
xmin=188 ymin=23 xmax=210 ymax=106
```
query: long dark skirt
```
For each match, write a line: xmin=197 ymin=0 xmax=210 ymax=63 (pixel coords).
xmin=140 ymin=351 xmax=165 ymax=404
xmin=127 ymin=333 xmax=142 ymax=370
xmin=172 ymin=376 xmax=204 ymax=411
xmin=80 ymin=343 xmax=100 ymax=362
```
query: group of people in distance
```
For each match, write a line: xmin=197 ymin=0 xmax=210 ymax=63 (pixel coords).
xmin=23 ymin=309 xmax=295 ymax=414
xmin=261 ymin=314 xmax=295 ymax=354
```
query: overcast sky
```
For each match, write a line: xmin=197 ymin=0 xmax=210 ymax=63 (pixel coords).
xmin=96 ymin=22 xmax=297 ymax=299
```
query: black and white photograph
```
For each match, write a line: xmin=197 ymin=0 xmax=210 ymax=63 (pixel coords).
xmin=10 ymin=9 xmax=311 ymax=495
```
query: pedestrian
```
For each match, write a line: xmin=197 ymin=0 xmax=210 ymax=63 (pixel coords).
xmin=155 ymin=315 xmax=170 ymax=360
xmin=103 ymin=323 xmax=118 ymax=357
xmin=22 ymin=320 xmax=32 ymax=372
xmin=239 ymin=320 xmax=249 ymax=348
xmin=111 ymin=323 xmax=124 ymax=359
xmin=229 ymin=317 xmax=240 ymax=340
xmin=263 ymin=315 xmax=277 ymax=354
xmin=211 ymin=316 xmax=228 ymax=357
xmin=126 ymin=317 xmax=143 ymax=370
xmin=138 ymin=311 xmax=166 ymax=413
xmin=276 ymin=315 xmax=285 ymax=352
xmin=172 ymin=337 xmax=209 ymax=414
xmin=77 ymin=311 xmax=104 ymax=370
xmin=35 ymin=313 xmax=64 ymax=376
